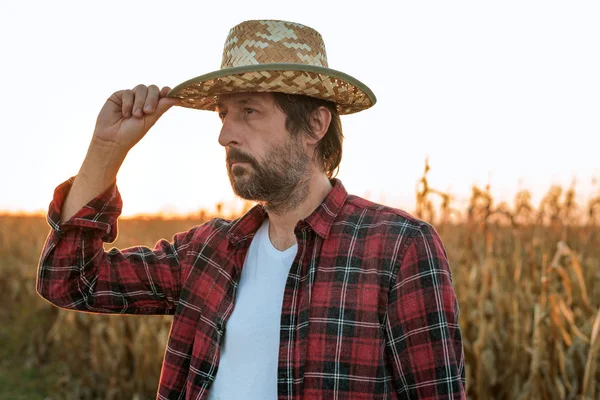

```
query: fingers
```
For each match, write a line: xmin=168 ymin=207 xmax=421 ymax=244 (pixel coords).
xmin=115 ymin=85 xmax=179 ymax=119
xmin=132 ymin=84 xmax=148 ymax=118
xmin=144 ymin=85 xmax=160 ymax=113
xmin=121 ymin=90 xmax=134 ymax=118
xmin=160 ymin=86 xmax=171 ymax=97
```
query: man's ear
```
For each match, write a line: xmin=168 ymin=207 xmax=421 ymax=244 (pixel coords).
xmin=307 ymin=106 xmax=332 ymax=144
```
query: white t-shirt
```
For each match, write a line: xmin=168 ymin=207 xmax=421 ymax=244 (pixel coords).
xmin=207 ymin=219 xmax=298 ymax=400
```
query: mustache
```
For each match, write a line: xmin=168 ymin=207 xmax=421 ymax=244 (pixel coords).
xmin=226 ymin=149 xmax=258 ymax=167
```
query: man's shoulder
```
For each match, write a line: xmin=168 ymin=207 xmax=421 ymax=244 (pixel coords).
xmin=183 ymin=216 xmax=236 ymax=242
xmin=340 ymin=194 xmax=431 ymax=234
xmin=338 ymin=195 xmax=448 ymax=266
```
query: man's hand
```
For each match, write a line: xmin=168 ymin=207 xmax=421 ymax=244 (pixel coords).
xmin=59 ymin=85 xmax=180 ymax=223
xmin=93 ymin=85 xmax=180 ymax=151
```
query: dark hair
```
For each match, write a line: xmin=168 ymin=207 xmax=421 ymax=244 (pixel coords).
xmin=272 ymin=92 xmax=343 ymax=178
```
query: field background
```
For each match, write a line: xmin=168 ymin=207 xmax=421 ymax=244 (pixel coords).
xmin=1 ymin=171 xmax=599 ymax=399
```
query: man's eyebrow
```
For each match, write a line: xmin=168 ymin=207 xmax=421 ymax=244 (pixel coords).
xmin=215 ymin=97 xmax=259 ymax=109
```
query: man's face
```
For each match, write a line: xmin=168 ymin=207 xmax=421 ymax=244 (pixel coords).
xmin=217 ymin=92 xmax=310 ymax=208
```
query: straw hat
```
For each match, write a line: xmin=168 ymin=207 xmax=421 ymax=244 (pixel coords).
xmin=167 ymin=20 xmax=376 ymax=115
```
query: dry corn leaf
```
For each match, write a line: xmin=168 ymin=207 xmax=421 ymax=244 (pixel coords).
xmin=558 ymin=299 xmax=590 ymax=344
xmin=569 ymin=251 xmax=592 ymax=312
xmin=549 ymin=294 xmax=572 ymax=346
xmin=549 ymin=265 xmax=573 ymax=305
xmin=581 ymin=308 xmax=600 ymax=397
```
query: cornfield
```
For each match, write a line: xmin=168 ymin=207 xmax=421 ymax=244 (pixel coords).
xmin=1 ymin=163 xmax=598 ymax=399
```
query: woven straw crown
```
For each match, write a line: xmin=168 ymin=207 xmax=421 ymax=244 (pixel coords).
xmin=222 ymin=20 xmax=329 ymax=69
xmin=168 ymin=20 xmax=376 ymax=115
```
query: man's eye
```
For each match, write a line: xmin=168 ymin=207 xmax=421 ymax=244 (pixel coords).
xmin=218 ymin=112 xmax=227 ymax=120
xmin=244 ymin=108 xmax=256 ymax=115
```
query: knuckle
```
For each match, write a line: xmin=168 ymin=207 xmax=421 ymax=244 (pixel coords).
xmin=132 ymin=85 xmax=147 ymax=96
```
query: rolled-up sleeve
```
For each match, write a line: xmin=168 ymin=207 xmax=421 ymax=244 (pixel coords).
xmin=384 ymin=223 xmax=466 ymax=399
xmin=36 ymin=177 xmax=193 ymax=315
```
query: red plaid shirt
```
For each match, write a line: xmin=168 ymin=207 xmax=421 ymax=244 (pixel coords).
xmin=37 ymin=177 xmax=466 ymax=399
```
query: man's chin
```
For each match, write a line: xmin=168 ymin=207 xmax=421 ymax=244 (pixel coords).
xmin=231 ymin=187 xmax=260 ymax=202
xmin=229 ymin=177 xmax=257 ymax=200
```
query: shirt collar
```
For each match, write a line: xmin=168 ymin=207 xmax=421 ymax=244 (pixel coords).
xmin=227 ymin=178 xmax=348 ymax=246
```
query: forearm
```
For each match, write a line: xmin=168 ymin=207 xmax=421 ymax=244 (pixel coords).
xmin=61 ymin=138 xmax=128 ymax=224
xmin=38 ymin=229 xmax=181 ymax=314
xmin=38 ymin=173 xmax=188 ymax=315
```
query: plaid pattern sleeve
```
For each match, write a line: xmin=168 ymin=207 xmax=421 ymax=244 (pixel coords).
xmin=384 ymin=223 xmax=466 ymax=399
xmin=36 ymin=177 xmax=193 ymax=315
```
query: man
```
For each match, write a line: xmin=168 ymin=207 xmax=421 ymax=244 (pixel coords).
xmin=37 ymin=20 xmax=466 ymax=399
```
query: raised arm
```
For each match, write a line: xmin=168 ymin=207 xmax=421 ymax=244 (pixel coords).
xmin=36 ymin=85 xmax=187 ymax=315
xmin=61 ymin=84 xmax=179 ymax=222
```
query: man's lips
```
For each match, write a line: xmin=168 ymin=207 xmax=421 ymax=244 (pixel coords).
xmin=227 ymin=150 xmax=255 ymax=168
xmin=228 ymin=160 xmax=254 ymax=171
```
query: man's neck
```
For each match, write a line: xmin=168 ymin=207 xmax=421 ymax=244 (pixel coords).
xmin=265 ymin=173 xmax=332 ymax=251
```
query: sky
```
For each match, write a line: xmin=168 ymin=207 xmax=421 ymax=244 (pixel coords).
xmin=1 ymin=1 xmax=598 ymax=217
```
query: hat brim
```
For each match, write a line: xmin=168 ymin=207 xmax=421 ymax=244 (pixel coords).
xmin=167 ymin=63 xmax=376 ymax=115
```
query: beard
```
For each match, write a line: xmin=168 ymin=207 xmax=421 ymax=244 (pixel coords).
xmin=226 ymin=136 xmax=310 ymax=213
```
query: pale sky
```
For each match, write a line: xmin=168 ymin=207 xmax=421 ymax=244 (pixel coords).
xmin=1 ymin=1 xmax=599 ymax=217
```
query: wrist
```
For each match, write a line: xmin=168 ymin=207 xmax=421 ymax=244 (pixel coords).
xmin=89 ymin=136 xmax=130 ymax=158
xmin=79 ymin=139 xmax=128 ymax=184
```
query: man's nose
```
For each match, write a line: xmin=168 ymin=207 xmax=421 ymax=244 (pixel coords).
xmin=218 ymin=117 xmax=241 ymax=147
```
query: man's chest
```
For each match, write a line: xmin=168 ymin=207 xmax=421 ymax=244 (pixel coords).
xmin=167 ymin=234 xmax=398 ymax=398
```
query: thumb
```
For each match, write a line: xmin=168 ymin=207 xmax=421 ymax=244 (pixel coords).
xmin=156 ymin=97 xmax=181 ymax=115
xmin=146 ymin=97 xmax=181 ymax=125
